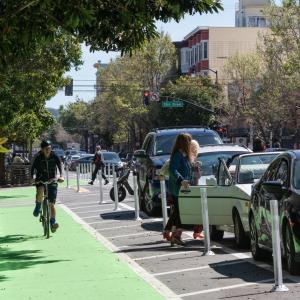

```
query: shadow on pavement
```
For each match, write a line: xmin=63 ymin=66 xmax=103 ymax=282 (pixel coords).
xmin=0 ymin=195 xmax=28 ymax=200
xmin=141 ymin=221 xmax=163 ymax=232
xmin=0 ymin=235 xmax=42 ymax=244
xmin=0 ymin=246 xmax=70 ymax=278
xmin=209 ymin=260 xmax=273 ymax=283
xmin=100 ymin=210 xmax=137 ymax=220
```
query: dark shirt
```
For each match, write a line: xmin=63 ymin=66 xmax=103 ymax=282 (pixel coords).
xmin=169 ymin=150 xmax=191 ymax=196
xmin=31 ymin=151 xmax=62 ymax=181
xmin=93 ymin=151 xmax=104 ymax=167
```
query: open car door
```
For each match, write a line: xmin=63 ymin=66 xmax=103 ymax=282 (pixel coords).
xmin=178 ymin=159 xmax=234 ymax=225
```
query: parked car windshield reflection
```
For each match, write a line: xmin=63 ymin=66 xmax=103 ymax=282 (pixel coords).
xmin=293 ymin=159 xmax=300 ymax=189
xmin=238 ymin=153 xmax=279 ymax=184
xmin=155 ymin=134 xmax=222 ymax=156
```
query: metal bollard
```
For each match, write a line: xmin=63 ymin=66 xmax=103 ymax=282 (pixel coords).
xmin=270 ymin=200 xmax=289 ymax=292
xmin=66 ymin=164 xmax=69 ymax=188
xmin=200 ymin=187 xmax=215 ymax=256
xmin=113 ymin=168 xmax=119 ymax=210
xmin=133 ymin=173 xmax=141 ymax=220
xmin=76 ymin=165 xmax=80 ymax=192
xmin=98 ymin=169 xmax=104 ymax=204
xmin=160 ymin=178 xmax=168 ymax=229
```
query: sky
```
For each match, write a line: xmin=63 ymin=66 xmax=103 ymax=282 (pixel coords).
xmin=46 ymin=0 xmax=245 ymax=109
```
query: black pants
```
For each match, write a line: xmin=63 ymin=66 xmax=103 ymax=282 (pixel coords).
xmin=91 ymin=164 xmax=107 ymax=182
xmin=164 ymin=195 xmax=181 ymax=231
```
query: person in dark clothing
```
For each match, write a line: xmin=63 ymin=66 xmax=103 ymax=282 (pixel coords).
xmin=88 ymin=145 xmax=109 ymax=185
xmin=31 ymin=140 xmax=64 ymax=232
xmin=165 ymin=133 xmax=192 ymax=246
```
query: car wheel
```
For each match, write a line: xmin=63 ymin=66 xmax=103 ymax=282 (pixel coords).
xmin=249 ymin=213 xmax=268 ymax=260
xmin=210 ymin=225 xmax=224 ymax=241
xmin=284 ymin=222 xmax=300 ymax=275
xmin=233 ymin=210 xmax=250 ymax=248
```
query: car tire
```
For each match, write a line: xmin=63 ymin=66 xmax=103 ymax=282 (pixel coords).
xmin=249 ymin=213 xmax=269 ymax=261
xmin=210 ymin=225 xmax=224 ymax=241
xmin=284 ymin=222 xmax=300 ymax=275
xmin=233 ymin=210 xmax=250 ymax=248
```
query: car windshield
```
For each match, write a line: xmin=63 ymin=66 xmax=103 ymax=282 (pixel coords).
xmin=55 ymin=150 xmax=65 ymax=155
xmin=103 ymin=152 xmax=120 ymax=161
xmin=198 ymin=151 xmax=246 ymax=176
xmin=293 ymin=159 xmax=300 ymax=189
xmin=238 ymin=154 xmax=279 ymax=184
xmin=154 ymin=133 xmax=222 ymax=156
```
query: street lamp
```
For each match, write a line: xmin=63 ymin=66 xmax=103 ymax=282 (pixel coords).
xmin=208 ymin=68 xmax=218 ymax=84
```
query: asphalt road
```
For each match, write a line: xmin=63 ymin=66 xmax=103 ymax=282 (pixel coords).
xmin=52 ymin=173 xmax=300 ymax=299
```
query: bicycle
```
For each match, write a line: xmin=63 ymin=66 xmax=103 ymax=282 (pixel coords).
xmin=35 ymin=178 xmax=63 ymax=238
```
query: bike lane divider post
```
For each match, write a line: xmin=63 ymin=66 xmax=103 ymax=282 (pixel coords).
xmin=160 ymin=177 xmax=168 ymax=229
xmin=66 ymin=163 xmax=70 ymax=188
xmin=133 ymin=171 xmax=141 ymax=220
xmin=270 ymin=199 xmax=289 ymax=292
xmin=113 ymin=168 xmax=120 ymax=211
xmin=200 ymin=186 xmax=215 ymax=256
xmin=76 ymin=165 xmax=80 ymax=192
xmin=98 ymin=169 xmax=105 ymax=204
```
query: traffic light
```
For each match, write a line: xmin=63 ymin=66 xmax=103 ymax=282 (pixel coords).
xmin=216 ymin=126 xmax=227 ymax=138
xmin=143 ymin=90 xmax=150 ymax=106
xmin=65 ymin=78 xmax=73 ymax=96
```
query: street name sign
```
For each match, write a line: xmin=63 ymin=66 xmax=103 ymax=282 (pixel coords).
xmin=162 ymin=100 xmax=184 ymax=108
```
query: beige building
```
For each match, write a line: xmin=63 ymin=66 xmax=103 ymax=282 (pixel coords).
xmin=175 ymin=26 xmax=267 ymax=82
xmin=235 ymin=0 xmax=270 ymax=27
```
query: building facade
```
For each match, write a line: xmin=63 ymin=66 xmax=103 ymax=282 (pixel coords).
xmin=175 ymin=26 xmax=267 ymax=81
xmin=235 ymin=0 xmax=270 ymax=28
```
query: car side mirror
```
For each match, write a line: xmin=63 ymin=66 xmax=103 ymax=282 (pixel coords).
xmin=262 ymin=181 xmax=284 ymax=200
xmin=134 ymin=149 xmax=148 ymax=159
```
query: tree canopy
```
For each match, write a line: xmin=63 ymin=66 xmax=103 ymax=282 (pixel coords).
xmin=0 ymin=0 xmax=223 ymax=67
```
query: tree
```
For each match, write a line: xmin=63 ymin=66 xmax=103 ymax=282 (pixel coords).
xmin=0 ymin=1 xmax=223 ymax=68
xmin=89 ymin=32 xmax=177 ymax=149
xmin=150 ymin=76 xmax=221 ymax=128
xmin=224 ymin=1 xmax=300 ymax=144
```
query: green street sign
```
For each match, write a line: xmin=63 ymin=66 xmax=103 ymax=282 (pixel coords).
xmin=161 ymin=100 xmax=184 ymax=108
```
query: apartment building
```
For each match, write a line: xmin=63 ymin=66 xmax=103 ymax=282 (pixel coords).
xmin=235 ymin=0 xmax=271 ymax=28
xmin=175 ymin=26 xmax=267 ymax=81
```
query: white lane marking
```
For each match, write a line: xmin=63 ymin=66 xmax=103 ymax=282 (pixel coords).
xmin=179 ymin=279 xmax=273 ymax=298
xmin=107 ymin=232 xmax=159 ymax=239
xmin=133 ymin=251 xmax=199 ymax=261
xmin=66 ymin=202 xmax=113 ymax=208
xmin=81 ymin=212 xmax=115 ymax=219
xmin=71 ymin=204 xmax=114 ymax=210
xmin=59 ymin=204 xmax=180 ymax=300
xmin=75 ymin=209 xmax=114 ymax=214
xmin=97 ymin=223 xmax=143 ymax=231
xmin=152 ymin=260 xmax=251 ymax=277
xmin=88 ymin=220 xmax=122 ymax=225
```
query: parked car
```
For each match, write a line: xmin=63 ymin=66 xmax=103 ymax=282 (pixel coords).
xmin=178 ymin=151 xmax=282 ymax=245
xmin=53 ymin=149 xmax=66 ymax=163
xmin=101 ymin=151 xmax=124 ymax=175
xmin=65 ymin=154 xmax=81 ymax=170
xmin=65 ymin=149 xmax=80 ymax=157
xmin=134 ymin=127 xmax=223 ymax=216
xmin=249 ymin=150 xmax=300 ymax=275
xmin=69 ymin=154 xmax=94 ymax=171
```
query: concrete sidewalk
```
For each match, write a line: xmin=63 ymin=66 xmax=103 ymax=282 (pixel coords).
xmin=0 ymin=187 xmax=163 ymax=300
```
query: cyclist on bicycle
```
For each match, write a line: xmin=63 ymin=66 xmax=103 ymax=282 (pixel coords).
xmin=31 ymin=140 xmax=64 ymax=232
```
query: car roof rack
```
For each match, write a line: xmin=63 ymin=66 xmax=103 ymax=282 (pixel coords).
xmin=153 ymin=126 xmax=211 ymax=132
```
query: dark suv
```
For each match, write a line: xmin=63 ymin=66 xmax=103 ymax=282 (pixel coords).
xmin=134 ymin=127 xmax=223 ymax=215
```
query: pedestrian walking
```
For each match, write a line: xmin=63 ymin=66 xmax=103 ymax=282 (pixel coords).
xmin=89 ymin=145 xmax=109 ymax=185
xmin=163 ymin=133 xmax=192 ymax=246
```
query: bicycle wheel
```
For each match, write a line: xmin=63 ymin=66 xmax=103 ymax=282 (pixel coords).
xmin=42 ymin=199 xmax=50 ymax=238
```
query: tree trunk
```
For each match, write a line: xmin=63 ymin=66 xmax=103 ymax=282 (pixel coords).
xmin=0 ymin=153 xmax=6 ymax=186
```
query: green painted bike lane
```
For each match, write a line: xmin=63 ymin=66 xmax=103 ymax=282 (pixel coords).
xmin=0 ymin=194 xmax=164 ymax=300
